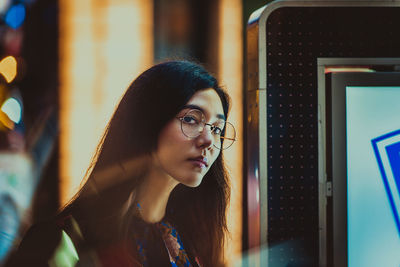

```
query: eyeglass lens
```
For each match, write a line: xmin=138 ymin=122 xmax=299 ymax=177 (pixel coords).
xmin=180 ymin=109 xmax=236 ymax=150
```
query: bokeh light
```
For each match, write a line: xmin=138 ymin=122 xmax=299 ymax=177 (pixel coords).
xmin=5 ymin=4 xmax=26 ymax=29
xmin=0 ymin=56 xmax=17 ymax=83
xmin=1 ymin=98 xmax=22 ymax=124
xmin=0 ymin=0 xmax=10 ymax=14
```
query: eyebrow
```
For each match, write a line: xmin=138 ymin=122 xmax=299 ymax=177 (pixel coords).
xmin=182 ymin=104 xmax=226 ymax=120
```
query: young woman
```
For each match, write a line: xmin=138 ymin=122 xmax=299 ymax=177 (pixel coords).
xmin=7 ymin=61 xmax=236 ymax=267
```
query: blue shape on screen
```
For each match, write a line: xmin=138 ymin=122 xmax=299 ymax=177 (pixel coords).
xmin=371 ymin=129 xmax=400 ymax=235
xmin=386 ymin=142 xmax=400 ymax=192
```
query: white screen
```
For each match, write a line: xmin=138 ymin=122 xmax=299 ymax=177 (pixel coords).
xmin=347 ymin=86 xmax=400 ymax=267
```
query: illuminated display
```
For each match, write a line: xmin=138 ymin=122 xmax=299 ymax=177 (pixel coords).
xmin=347 ymin=86 xmax=400 ymax=267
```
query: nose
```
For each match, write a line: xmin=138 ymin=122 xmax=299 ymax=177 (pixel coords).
xmin=195 ymin=125 xmax=213 ymax=149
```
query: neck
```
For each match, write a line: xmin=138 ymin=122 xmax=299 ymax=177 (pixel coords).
xmin=135 ymin=166 xmax=178 ymax=223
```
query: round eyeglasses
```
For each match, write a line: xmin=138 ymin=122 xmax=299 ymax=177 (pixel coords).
xmin=177 ymin=109 xmax=236 ymax=150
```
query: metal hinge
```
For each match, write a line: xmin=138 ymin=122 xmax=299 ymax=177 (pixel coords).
xmin=326 ymin=181 xmax=332 ymax=197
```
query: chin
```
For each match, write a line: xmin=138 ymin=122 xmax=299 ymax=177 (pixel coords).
xmin=181 ymin=176 xmax=203 ymax=188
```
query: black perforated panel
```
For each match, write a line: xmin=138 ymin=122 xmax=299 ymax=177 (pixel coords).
xmin=265 ymin=6 xmax=400 ymax=265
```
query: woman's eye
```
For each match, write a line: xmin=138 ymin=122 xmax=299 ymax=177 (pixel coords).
xmin=212 ymin=126 xmax=223 ymax=135
xmin=182 ymin=116 xmax=198 ymax=124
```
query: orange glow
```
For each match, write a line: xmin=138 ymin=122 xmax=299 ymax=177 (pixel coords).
xmin=59 ymin=0 xmax=153 ymax=205
xmin=218 ymin=0 xmax=243 ymax=264
xmin=0 ymin=56 xmax=17 ymax=83
xmin=0 ymin=110 xmax=14 ymax=130
xmin=325 ymin=67 xmax=374 ymax=73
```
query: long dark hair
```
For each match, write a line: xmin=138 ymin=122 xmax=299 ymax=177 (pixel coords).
xmin=60 ymin=61 xmax=231 ymax=266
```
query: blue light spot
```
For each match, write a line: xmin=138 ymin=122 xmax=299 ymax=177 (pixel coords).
xmin=5 ymin=4 xmax=26 ymax=29
xmin=1 ymin=98 xmax=22 ymax=124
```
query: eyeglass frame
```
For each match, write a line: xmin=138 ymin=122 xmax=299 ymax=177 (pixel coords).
xmin=176 ymin=109 xmax=236 ymax=150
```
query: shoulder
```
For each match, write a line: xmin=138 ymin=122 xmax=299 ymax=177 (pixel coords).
xmin=6 ymin=219 xmax=63 ymax=266
xmin=7 ymin=215 xmax=91 ymax=267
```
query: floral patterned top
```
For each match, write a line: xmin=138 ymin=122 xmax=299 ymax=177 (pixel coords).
xmin=132 ymin=204 xmax=201 ymax=267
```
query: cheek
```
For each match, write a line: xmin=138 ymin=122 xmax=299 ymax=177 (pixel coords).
xmin=157 ymin=123 xmax=187 ymax=159
xmin=158 ymin=119 xmax=180 ymax=141
xmin=208 ymin=151 xmax=221 ymax=169
xmin=207 ymin=148 xmax=221 ymax=172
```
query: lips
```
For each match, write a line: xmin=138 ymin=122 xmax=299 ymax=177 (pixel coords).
xmin=188 ymin=156 xmax=208 ymax=168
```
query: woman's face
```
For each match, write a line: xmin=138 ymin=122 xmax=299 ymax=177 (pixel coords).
xmin=153 ymin=88 xmax=225 ymax=187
